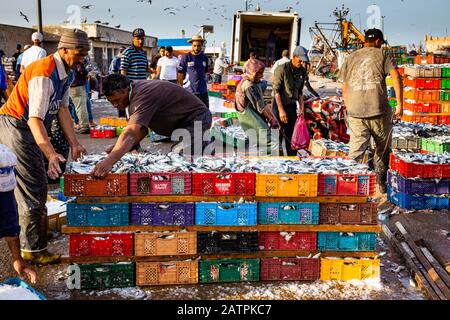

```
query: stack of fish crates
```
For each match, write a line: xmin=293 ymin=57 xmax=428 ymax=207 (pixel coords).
xmin=63 ymin=156 xmax=382 ymax=290
xmin=391 ymin=122 xmax=450 ymax=155
xmin=387 ymin=60 xmax=450 ymax=210
xmin=401 ymin=64 xmax=450 ymax=125
xmin=99 ymin=117 xmax=128 ymax=137
xmin=388 ymin=152 xmax=450 ymax=210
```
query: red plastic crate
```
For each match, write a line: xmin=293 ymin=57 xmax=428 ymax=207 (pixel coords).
xmin=397 ymin=67 xmax=405 ymax=76
xmin=404 ymin=101 xmax=440 ymax=114
xmin=192 ymin=173 xmax=255 ymax=196
xmin=403 ymin=78 xmax=441 ymax=90
xmin=90 ymin=128 xmax=116 ymax=139
xmin=390 ymin=153 xmax=450 ymax=179
xmin=260 ymin=258 xmax=320 ymax=281
xmin=64 ymin=174 xmax=129 ymax=197
xmin=318 ymin=174 xmax=376 ymax=196
xmin=69 ymin=233 xmax=133 ymax=257
xmin=129 ymin=172 xmax=191 ymax=196
xmin=439 ymin=116 xmax=450 ymax=125
xmin=211 ymin=83 xmax=228 ymax=92
xmin=258 ymin=232 xmax=317 ymax=251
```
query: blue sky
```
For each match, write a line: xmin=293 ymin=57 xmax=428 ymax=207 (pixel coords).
xmin=1 ymin=0 xmax=448 ymax=50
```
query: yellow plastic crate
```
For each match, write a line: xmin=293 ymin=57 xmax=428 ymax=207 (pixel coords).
xmin=99 ymin=117 xmax=114 ymax=126
xmin=112 ymin=118 xmax=128 ymax=127
xmin=386 ymin=76 xmax=393 ymax=87
xmin=320 ymin=258 xmax=380 ymax=281
xmin=441 ymin=103 xmax=450 ymax=113
xmin=256 ymin=174 xmax=318 ymax=197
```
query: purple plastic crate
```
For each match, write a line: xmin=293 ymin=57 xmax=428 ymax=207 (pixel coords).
xmin=387 ymin=170 xmax=450 ymax=195
xmin=131 ymin=203 xmax=195 ymax=226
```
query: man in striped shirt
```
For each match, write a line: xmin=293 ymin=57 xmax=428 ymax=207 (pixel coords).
xmin=119 ymin=28 xmax=149 ymax=117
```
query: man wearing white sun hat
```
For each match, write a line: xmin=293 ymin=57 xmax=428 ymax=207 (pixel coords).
xmin=20 ymin=32 xmax=47 ymax=73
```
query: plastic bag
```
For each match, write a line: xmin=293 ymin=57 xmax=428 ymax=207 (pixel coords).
xmin=291 ymin=114 xmax=310 ymax=150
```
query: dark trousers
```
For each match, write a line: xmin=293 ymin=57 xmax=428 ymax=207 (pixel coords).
xmin=212 ymin=73 xmax=222 ymax=84
xmin=171 ymin=110 xmax=214 ymax=156
xmin=0 ymin=116 xmax=48 ymax=252
xmin=118 ymin=109 xmax=126 ymax=118
xmin=195 ymin=93 xmax=210 ymax=109
xmin=0 ymin=191 xmax=20 ymax=238
xmin=272 ymin=99 xmax=298 ymax=156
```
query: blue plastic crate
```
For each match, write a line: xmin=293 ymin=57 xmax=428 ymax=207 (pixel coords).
xmin=57 ymin=192 xmax=68 ymax=202
xmin=388 ymin=187 xmax=450 ymax=210
xmin=258 ymin=202 xmax=319 ymax=225
xmin=195 ymin=202 xmax=257 ymax=226
xmin=0 ymin=278 xmax=46 ymax=300
xmin=67 ymin=203 xmax=130 ymax=227
xmin=317 ymin=232 xmax=377 ymax=252
xmin=387 ymin=86 xmax=396 ymax=98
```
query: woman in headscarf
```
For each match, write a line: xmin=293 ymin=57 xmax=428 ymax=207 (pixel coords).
xmin=235 ymin=59 xmax=279 ymax=155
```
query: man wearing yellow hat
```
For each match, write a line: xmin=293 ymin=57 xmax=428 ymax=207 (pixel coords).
xmin=177 ymin=35 xmax=210 ymax=108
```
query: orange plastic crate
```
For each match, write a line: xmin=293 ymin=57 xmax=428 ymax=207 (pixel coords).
xmin=403 ymin=78 xmax=441 ymax=90
xmin=404 ymin=101 xmax=440 ymax=113
xmin=401 ymin=114 xmax=439 ymax=124
xmin=136 ymin=261 xmax=198 ymax=286
xmin=223 ymin=101 xmax=235 ymax=108
xmin=134 ymin=232 xmax=197 ymax=257
xmin=414 ymin=55 xmax=450 ymax=65
xmin=255 ymin=174 xmax=318 ymax=197
xmin=403 ymin=89 xmax=440 ymax=102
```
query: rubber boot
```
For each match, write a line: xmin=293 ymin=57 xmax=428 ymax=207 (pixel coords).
xmin=21 ymin=250 xmax=61 ymax=265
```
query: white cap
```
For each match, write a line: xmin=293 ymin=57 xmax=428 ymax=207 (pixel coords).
xmin=32 ymin=32 xmax=44 ymax=42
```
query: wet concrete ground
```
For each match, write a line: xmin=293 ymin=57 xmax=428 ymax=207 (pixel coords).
xmin=0 ymin=77 xmax=436 ymax=300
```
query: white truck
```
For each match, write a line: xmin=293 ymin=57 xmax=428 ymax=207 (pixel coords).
xmin=231 ymin=10 xmax=302 ymax=68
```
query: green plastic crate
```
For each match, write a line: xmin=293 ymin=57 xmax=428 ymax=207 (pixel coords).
xmin=75 ymin=263 xmax=135 ymax=290
xmin=208 ymin=91 xmax=223 ymax=98
xmin=199 ymin=259 xmax=260 ymax=283
xmin=401 ymin=56 xmax=415 ymax=65
xmin=389 ymin=99 xmax=397 ymax=108
xmin=421 ymin=138 xmax=450 ymax=154
xmin=115 ymin=127 xmax=125 ymax=136
xmin=443 ymin=68 xmax=450 ymax=78
xmin=116 ymin=127 xmax=150 ymax=137
xmin=220 ymin=112 xmax=238 ymax=119
xmin=440 ymin=91 xmax=450 ymax=101
xmin=441 ymin=79 xmax=450 ymax=90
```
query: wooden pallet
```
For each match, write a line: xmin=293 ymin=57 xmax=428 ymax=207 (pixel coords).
xmin=62 ymin=250 xmax=379 ymax=264
xmin=62 ymin=224 xmax=382 ymax=234
xmin=74 ymin=195 xmax=370 ymax=204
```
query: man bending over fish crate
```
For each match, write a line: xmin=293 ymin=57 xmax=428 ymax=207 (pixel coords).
xmin=92 ymin=74 xmax=213 ymax=178
xmin=339 ymin=29 xmax=403 ymax=195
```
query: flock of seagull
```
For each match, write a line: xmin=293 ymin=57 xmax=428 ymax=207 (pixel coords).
xmin=17 ymin=0 xmax=292 ymax=30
